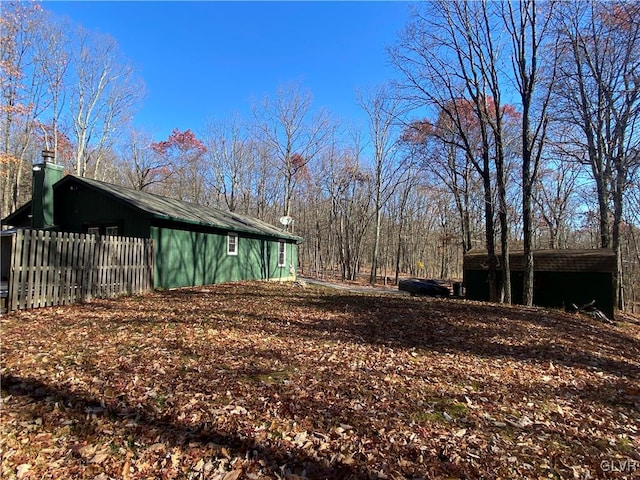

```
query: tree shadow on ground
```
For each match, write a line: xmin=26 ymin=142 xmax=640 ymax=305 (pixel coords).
xmin=51 ymin=285 xmax=640 ymax=382
xmin=301 ymin=293 xmax=640 ymax=377
xmin=168 ymin=286 xmax=640 ymax=379
xmin=1 ymin=372 xmax=369 ymax=480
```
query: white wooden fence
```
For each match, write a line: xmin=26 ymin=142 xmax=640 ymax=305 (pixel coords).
xmin=6 ymin=229 xmax=154 ymax=312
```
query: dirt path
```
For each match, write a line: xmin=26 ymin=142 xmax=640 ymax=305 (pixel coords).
xmin=299 ymin=276 xmax=409 ymax=295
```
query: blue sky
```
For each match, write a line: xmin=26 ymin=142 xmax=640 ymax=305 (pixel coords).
xmin=42 ymin=1 xmax=413 ymax=141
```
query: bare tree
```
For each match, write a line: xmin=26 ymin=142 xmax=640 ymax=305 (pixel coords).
xmin=70 ymin=27 xmax=143 ymax=179
xmin=248 ymin=139 xmax=279 ymax=221
xmin=402 ymin=112 xmax=481 ymax=255
xmin=35 ymin=14 xmax=72 ymax=162
xmin=0 ymin=1 xmax=49 ymax=215
xmin=318 ymin=130 xmax=373 ymax=281
xmin=118 ymin=129 xmax=172 ymax=191
xmin=0 ymin=3 xmax=143 ymax=215
xmin=357 ymin=84 xmax=406 ymax=284
xmin=202 ymin=116 xmax=255 ymax=213
xmin=297 ymin=124 xmax=348 ymax=278
xmin=253 ymin=82 xmax=329 ymax=227
xmin=554 ymin=0 xmax=640 ymax=308
xmin=388 ymin=167 xmax=421 ymax=284
xmin=625 ymin=160 xmax=640 ymax=310
xmin=533 ymin=158 xmax=582 ymax=249
xmin=502 ymin=0 xmax=558 ymax=305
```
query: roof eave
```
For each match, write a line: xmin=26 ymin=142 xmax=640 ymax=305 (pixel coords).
xmin=2 ymin=200 xmax=33 ymax=226
xmin=149 ymin=212 xmax=302 ymax=242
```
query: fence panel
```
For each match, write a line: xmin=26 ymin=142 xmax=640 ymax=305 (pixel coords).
xmin=7 ymin=229 xmax=154 ymax=312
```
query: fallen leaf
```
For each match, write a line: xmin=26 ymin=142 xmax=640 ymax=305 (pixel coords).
xmin=90 ymin=452 xmax=109 ymax=464
xmin=223 ymin=471 xmax=241 ymax=480
xmin=16 ymin=464 xmax=30 ymax=479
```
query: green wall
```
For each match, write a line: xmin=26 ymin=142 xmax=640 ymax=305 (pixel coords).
xmin=54 ymin=183 xmax=151 ymax=238
xmin=151 ymin=226 xmax=297 ymax=289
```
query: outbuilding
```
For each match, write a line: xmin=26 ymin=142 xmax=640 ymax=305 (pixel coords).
xmin=463 ymin=249 xmax=617 ymax=319
xmin=3 ymin=160 xmax=301 ymax=290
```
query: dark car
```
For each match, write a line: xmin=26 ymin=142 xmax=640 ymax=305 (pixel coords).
xmin=399 ymin=278 xmax=450 ymax=297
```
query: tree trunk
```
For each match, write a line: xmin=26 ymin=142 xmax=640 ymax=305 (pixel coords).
xmin=522 ymin=151 xmax=535 ymax=306
xmin=369 ymin=206 xmax=382 ymax=284
xmin=482 ymin=168 xmax=499 ymax=302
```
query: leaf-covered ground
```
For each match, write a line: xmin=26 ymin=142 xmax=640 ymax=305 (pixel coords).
xmin=1 ymin=281 xmax=639 ymax=479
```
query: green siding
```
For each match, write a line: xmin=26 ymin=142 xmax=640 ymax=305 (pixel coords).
xmin=54 ymin=184 xmax=151 ymax=238
xmin=151 ymin=226 xmax=297 ymax=289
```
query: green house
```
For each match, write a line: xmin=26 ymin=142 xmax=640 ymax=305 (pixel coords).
xmin=3 ymin=161 xmax=301 ymax=289
xmin=463 ymin=249 xmax=616 ymax=319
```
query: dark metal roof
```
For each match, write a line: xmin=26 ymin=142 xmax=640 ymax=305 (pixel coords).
xmin=3 ymin=175 xmax=301 ymax=242
xmin=56 ymin=176 xmax=302 ymax=242
xmin=463 ymin=249 xmax=616 ymax=273
xmin=2 ymin=201 xmax=31 ymax=227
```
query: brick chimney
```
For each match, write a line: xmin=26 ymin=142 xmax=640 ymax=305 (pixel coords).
xmin=31 ymin=151 xmax=64 ymax=229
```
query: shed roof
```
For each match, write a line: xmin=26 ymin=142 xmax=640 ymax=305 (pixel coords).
xmin=463 ymin=249 xmax=616 ymax=273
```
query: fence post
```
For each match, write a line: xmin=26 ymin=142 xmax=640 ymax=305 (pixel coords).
xmin=51 ymin=231 xmax=61 ymax=305
xmin=83 ymin=233 xmax=94 ymax=302
xmin=61 ymin=232 xmax=72 ymax=305
xmin=41 ymin=231 xmax=52 ymax=307
xmin=8 ymin=230 xmax=22 ymax=312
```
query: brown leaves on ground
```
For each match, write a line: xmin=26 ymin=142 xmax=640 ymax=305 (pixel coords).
xmin=1 ymin=281 xmax=639 ymax=479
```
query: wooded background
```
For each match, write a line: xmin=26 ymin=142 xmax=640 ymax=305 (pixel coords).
xmin=2 ymin=1 xmax=639 ymax=311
